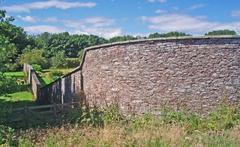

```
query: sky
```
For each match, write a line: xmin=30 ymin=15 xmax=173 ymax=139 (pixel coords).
xmin=1 ymin=0 xmax=240 ymax=38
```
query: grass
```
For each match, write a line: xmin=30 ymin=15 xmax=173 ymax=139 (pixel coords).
xmin=1 ymin=104 xmax=240 ymax=147
xmin=39 ymin=68 xmax=75 ymax=85
xmin=4 ymin=71 xmax=25 ymax=79
xmin=0 ymin=71 xmax=35 ymax=108
xmin=0 ymin=91 xmax=34 ymax=108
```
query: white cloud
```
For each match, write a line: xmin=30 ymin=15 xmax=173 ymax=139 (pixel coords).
xmin=155 ymin=9 xmax=167 ymax=14
xmin=189 ymin=4 xmax=205 ymax=10
xmin=24 ymin=25 xmax=65 ymax=33
xmin=17 ymin=15 xmax=37 ymax=23
xmin=73 ymin=27 xmax=122 ymax=38
xmin=24 ymin=17 xmax=122 ymax=38
xmin=141 ymin=14 xmax=240 ymax=34
xmin=1 ymin=0 xmax=96 ymax=13
xmin=64 ymin=17 xmax=115 ymax=28
xmin=147 ymin=0 xmax=167 ymax=3
xmin=232 ymin=10 xmax=240 ymax=17
xmin=63 ymin=17 xmax=122 ymax=38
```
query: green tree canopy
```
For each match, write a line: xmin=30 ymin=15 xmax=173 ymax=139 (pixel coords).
xmin=109 ymin=35 xmax=137 ymax=43
xmin=33 ymin=32 xmax=107 ymax=58
xmin=205 ymin=30 xmax=237 ymax=36
xmin=148 ymin=32 xmax=191 ymax=38
xmin=19 ymin=49 xmax=49 ymax=68
xmin=0 ymin=35 xmax=17 ymax=72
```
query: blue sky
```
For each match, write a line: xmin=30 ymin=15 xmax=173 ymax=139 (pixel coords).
xmin=1 ymin=0 xmax=240 ymax=38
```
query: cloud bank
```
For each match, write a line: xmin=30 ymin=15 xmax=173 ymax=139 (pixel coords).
xmin=1 ymin=0 xmax=96 ymax=13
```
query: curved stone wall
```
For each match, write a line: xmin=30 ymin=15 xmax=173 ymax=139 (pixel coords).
xmin=80 ymin=36 xmax=240 ymax=115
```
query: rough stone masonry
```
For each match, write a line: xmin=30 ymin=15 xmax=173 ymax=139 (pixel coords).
xmin=81 ymin=36 xmax=240 ymax=115
xmin=35 ymin=36 xmax=240 ymax=115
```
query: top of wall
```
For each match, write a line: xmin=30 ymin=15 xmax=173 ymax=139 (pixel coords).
xmin=78 ymin=35 xmax=240 ymax=71
xmin=84 ymin=35 xmax=240 ymax=51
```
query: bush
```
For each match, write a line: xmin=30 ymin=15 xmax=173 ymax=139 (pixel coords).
xmin=5 ymin=63 xmax=21 ymax=72
xmin=66 ymin=58 xmax=80 ymax=68
xmin=48 ymin=70 xmax=63 ymax=80
xmin=0 ymin=74 xmax=20 ymax=95
xmin=31 ymin=64 xmax=42 ymax=72
xmin=19 ymin=49 xmax=50 ymax=69
xmin=0 ymin=125 xmax=15 ymax=146
xmin=51 ymin=52 xmax=67 ymax=68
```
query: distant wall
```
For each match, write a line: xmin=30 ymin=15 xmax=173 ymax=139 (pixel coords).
xmin=23 ymin=63 xmax=41 ymax=99
xmin=37 ymin=68 xmax=82 ymax=105
xmin=81 ymin=36 xmax=240 ymax=115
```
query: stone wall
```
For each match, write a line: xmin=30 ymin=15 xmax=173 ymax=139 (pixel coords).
xmin=30 ymin=36 xmax=240 ymax=115
xmin=37 ymin=68 xmax=82 ymax=105
xmin=80 ymin=36 xmax=240 ymax=115
xmin=23 ymin=63 xmax=42 ymax=99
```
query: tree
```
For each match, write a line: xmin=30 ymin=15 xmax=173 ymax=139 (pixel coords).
xmin=205 ymin=30 xmax=237 ymax=36
xmin=19 ymin=49 xmax=49 ymax=68
xmin=0 ymin=9 xmax=32 ymax=71
xmin=109 ymin=35 xmax=137 ymax=43
xmin=0 ymin=35 xmax=17 ymax=72
xmin=33 ymin=33 xmax=107 ymax=58
xmin=51 ymin=51 xmax=67 ymax=68
xmin=148 ymin=32 xmax=191 ymax=38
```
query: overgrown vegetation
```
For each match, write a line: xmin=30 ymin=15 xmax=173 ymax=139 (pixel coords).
xmin=1 ymin=104 xmax=240 ymax=146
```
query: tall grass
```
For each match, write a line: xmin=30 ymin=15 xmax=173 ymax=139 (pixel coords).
xmin=2 ymin=104 xmax=240 ymax=146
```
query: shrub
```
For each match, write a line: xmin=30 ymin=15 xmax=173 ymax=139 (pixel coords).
xmin=0 ymin=125 xmax=15 ymax=146
xmin=5 ymin=63 xmax=21 ymax=72
xmin=0 ymin=74 xmax=20 ymax=95
xmin=31 ymin=64 xmax=42 ymax=72
xmin=51 ymin=52 xmax=67 ymax=68
xmin=102 ymin=105 xmax=123 ymax=124
xmin=19 ymin=49 xmax=50 ymax=69
xmin=48 ymin=70 xmax=63 ymax=80
xmin=66 ymin=58 xmax=80 ymax=68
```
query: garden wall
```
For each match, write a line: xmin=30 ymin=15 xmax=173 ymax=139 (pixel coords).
xmin=26 ymin=36 xmax=240 ymax=115
xmin=37 ymin=68 xmax=82 ymax=104
xmin=23 ymin=63 xmax=42 ymax=99
xmin=81 ymin=36 xmax=240 ymax=115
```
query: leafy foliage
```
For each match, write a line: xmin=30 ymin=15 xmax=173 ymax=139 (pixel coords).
xmin=0 ymin=35 xmax=17 ymax=72
xmin=31 ymin=64 xmax=42 ymax=72
xmin=48 ymin=70 xmax=63 ymax=80
xmin=0 ymin=125 xmax=15 ymax=146
xmin=19 ymin=49 xmax=49 ymax=68
xmin=0 ymin=74 xmax=20 ymax=95
xmin=205 ymin=29 xmax=237 ymax=36
xmin=34 ymin=32 xmax=108 ymax=58
xmin=148 ymin=31 xmax=191 ymax=38
xmin=109 ymin=35 xmax=137 ymax=42
xmin=51 ymin=51 xmax=67 ymax=68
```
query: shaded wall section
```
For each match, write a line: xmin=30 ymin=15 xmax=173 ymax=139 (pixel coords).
xmin=23 ymin=63 xmax=42 ymax=99
xmin=81 ymin=36 xmax=240 ymax=115
xmin=37 ymin=68 xmax=82 ymax=104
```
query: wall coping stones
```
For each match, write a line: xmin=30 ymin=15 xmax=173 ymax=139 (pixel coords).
xmin=84 ymin=35 xmax=240 ymax=51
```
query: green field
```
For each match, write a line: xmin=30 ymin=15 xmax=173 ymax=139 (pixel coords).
xmin=0 ymin=91 xmax=35 ymax=108
xmin=0 ymin=71 xmax=34 ymax=108
xmin=4 ymin=71 xmax=25 ymax=79
xmin=40 ymin=68 xmax=75 ymax=85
